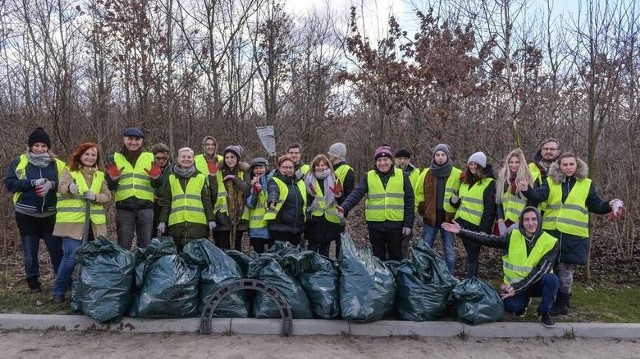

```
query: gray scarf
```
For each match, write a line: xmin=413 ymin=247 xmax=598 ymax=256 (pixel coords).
xmin=173 ymin=164 xmax=196 ymax=178
xmin=429 ymin=159 xmax=453 ymax=178
xmin=26 ymin=151 xmax=53 ymax=168
xmin=305 ymin=171 xmax=337 ymax=213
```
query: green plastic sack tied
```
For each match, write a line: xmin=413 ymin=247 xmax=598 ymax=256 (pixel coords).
xmin=394 ymin=241 xmax=459 ymax=321
xmin=338 ymin=231 xmax=396 ymax=322
xmin=128 ymin=237 xmax=200 ymax=318
xmin=247 ymin=253 xmax=313 ymax=319
xmin=182 ymin=239 xmax=249 ymax=318
xmin=225 ymin=250 xmax=256 ymax=277
xmin=452 ymin=277 xmax=505 ymax=325
xmin=71 ymin=236 xmax=135 ymax=323
xmin=278 ymin=250 xmax=340 ymax=319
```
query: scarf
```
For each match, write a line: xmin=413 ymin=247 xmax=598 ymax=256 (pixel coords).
xmin=429 ymin=159 xmax=452 ymax=178
xmin=26 ymin=151 xmax=53 ymax=168
xmin=305 ymin=171 xmax=337 ymax=213
xmin=173 ymin=164 xmax=196 ymax=178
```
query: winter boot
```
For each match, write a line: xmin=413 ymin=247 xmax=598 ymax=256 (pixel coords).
xmin=550 ymin=292 xmax=569 ymax=316
xmin=26 ymin=277 xmax=42 ymax=293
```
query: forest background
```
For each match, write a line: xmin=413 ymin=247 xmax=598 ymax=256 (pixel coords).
xmin=0 ymin=0 xmax=636 ymax=283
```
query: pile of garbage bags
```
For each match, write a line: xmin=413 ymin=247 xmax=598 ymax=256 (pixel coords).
xmin=71 ymin=233 xmax=504 ymax=325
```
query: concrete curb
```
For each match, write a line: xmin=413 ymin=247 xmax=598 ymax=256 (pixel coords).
xmin=0 ymin=314 xmax=638 ymax=338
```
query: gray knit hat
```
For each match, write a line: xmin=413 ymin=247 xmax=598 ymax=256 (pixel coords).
xmin=467 ymin=151 xmax=487 ymax=168
xmin=224 ymin=145 xmax=244 ymax=160
xmin=327 ymin=142 xmax=346 ymax=160
xmin=433 ymin=143 xmax=450 ymax=158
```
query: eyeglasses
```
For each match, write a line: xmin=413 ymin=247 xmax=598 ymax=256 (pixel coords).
xmin=155 ymin=156 xmax=168 ymax=161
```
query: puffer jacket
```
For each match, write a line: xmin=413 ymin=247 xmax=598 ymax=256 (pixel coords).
xmin=523 ymin=158 xmax=611 ymax=264
xmin=4 ymin=154 xmax=61 ymax=215
xmin=266 ymin=170 xmax=306 ymax=234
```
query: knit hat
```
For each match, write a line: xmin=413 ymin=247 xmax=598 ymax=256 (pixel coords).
xmin=433 ymin=143 xmax=450 ymax=158
xmin=28 ymin=127 xmax=51 ymax=148
xmin=327 ymin=142 xmax=347 ymax=161
xmin=251 ymin=157 xmax=269 ymax=168
xmin=467 ymin=151 xmax=487 ymax=168
xmin=224 ymin=145 xmax=243 ymax=160
xmin=374 ymin=145 xmax=393 ymax=161
xmin=123 ymin=127 xmax=144 ymax=138
xmin=395 ymin=148 xmax=411 ymax=159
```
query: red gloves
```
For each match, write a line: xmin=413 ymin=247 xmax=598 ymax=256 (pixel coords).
xmin=105 ymin=162 xmax=123 ymax=179
xmin=144 ymin=163 xmax=163 ymax=179
xmin=252 ymin=182 xmax=262 ymax=194
xmin=330 ymin=182 xmax=343 ymax=196
xmin=207 ymin=160 xmax=218 ymax=175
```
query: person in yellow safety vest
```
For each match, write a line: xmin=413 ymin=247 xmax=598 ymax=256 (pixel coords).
xmin=338 ymin=145 xmax=415 ymax=261
xmin=522 ymin=152 xmax=624 ymax=316
xmin=528 ymin=138 xmax=561 ymax=213
xmin=104 ymin=127 xmax=164 ymax=250
xmin=414 ymin=143 xmax=461 ymax=274
xmin=450 ymin=151 xmax=496 ymax=278
xmin=266 ymin=155 xmax=307 ymax=246
xmin=327 ymin=142 xmax=355 ymax=258
xmin=246 ymin=157 xmax=273 ymax=253
xmin=3 ymin=127 xmax=64 ymax=293
xmin=304 ymin=154 xmax=344 ymax=257
xmin=286 ymin=143 xmax=310 ymax=177
xmin=442 ymin=206 xmax=560 ymax=328
xmin=394 ymin=148 xmax=421 ymax=259
xmin=210 ymin=145 xmax=251 ymax=251
xmin=156 ymin=147 xmax=215 ymax=252
xmin=51 ymin=142 xmax=111 ymax=303
xmin=495 ymin=148 xmax=532 ymax=235
xmin=194 ymin=135 xmax=223 ymax=176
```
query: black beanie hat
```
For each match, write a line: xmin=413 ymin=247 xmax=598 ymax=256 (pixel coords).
xmin=395 ymin=148 xmax=411 ymax=159
xmin=28 ymin=127 xmax=52 ymax=148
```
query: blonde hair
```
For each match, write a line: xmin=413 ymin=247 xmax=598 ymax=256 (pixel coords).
xmin=177 ymin=147 xmax=194 ymax=158
xmin=495 ymin=148 xmax=531 ymax=204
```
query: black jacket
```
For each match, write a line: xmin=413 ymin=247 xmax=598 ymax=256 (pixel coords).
xmin=267 ymin=171 xmax=306 ymax=234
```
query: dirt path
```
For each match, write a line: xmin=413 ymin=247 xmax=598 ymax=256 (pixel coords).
xmin=0 ymin=330 xmax=638 ymax=358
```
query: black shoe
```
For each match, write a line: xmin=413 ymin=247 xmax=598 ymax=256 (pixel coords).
xmin=26 ymin=277 xmax=42 ymax=293
xmin=539 ymin=313 xmax=555 ymax=328
xmin=550 ymin=292 xmax=569 ymax=316
xmin=52 ymin=295 xmax=65 ymax=304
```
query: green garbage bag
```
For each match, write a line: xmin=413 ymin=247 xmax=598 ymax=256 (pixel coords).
xmin=128 ymin=238 xmax=200 ymax=318
xmin=395 ymin=242 xmax=459 ymax=321
xmin=248 ymin=255 xmax=313 ymax=319
xmin=226 ymin=250 xmax=256 ymax=277
xmin=338 ymin=232 xmax=395 ymax=322
xmin=279 ymin=250 xmax=340 ymax=319
xmin=182 ymin=239 xmax=249 ymax=318
xmin=452 ymin=277 xmax=505 ymax=325
xmin=70 ymin=236 xmax=135 ymax=323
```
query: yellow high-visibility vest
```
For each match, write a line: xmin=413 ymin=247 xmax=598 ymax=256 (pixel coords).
xmin=501 ymin=190 xmax=527 ymax=223
xmin=528 ymin=162 xmax=548 ymax=212
xmin=415 ymin=167 xmax=462 ymax=214
xmin=543 ymin=177 xmax=591 ymax=238
xmin=334 ymin=164 xmax=353 ymax=189
xmin=213 ymin=171 xmax=250 ymax=220
xmin=56 ymin=169 xmax=106 ymax=225
xmin=455 ymin=178 xmax=494 ymax=226
xmin=365 ymin=168 xmax=405 ymax=222
xmin=167 ymin=173 xmax=207 ymax=226
xmin=113 ymin=152 xmax=155 ymax=202
xmin=13 ymin=154 xmax=66 ymax=204
xmin=308 ymin=177 xmax=341 ymax=224
xmin=249 ymin=188 xmax=269 ymax=231
xmin=503 ymin=230 xmax=557 ymax=285
xmin=194 ymin=154 xmax=223 ymax=176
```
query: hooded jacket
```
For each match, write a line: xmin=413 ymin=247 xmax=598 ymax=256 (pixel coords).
xmin=458 ymin=206 xmax=559 ymax=294
xmin=522 ymin=157 xmax=611 ymax=264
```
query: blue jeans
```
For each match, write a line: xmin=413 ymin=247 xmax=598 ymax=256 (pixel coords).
xmin=53 ymin=237 xmax=84 ymax=296
xmin=22 ymin=233 xmax=62 ymax=280
xmin=503 ymin=273 xmax=559 ymax=315
xmin=422 ymin=223 xmax=455 ymax=274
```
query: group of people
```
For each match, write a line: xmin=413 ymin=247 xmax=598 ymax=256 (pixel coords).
xmin=4 ymin=128 xmax=625 ymax=328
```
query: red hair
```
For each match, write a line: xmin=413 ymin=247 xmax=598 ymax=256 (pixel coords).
xmin=68 ymin=142 xmax=100 ymax=171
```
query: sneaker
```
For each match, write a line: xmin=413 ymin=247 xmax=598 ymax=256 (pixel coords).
xmin=539 ymin=312 xmax=555 ymax=328
xmin=52 ymin=294 xmax=65 ymax=304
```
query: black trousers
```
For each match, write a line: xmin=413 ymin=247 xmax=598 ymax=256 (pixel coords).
xmin=368 ymin=227 xmax=403 ymax=261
